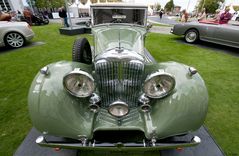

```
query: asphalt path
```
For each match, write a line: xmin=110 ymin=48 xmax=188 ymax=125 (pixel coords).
xmin=175 ymin=38 xmax=239 ymax=57
xmin=148 ymin=15 xmax=180 ymax=26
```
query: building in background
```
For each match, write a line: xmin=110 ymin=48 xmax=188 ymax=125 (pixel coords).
xmin=0 ymin=0 xmax=24 ymax=12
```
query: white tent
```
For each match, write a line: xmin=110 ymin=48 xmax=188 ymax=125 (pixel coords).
xmin=148 ymin=5 xmax=153 ymax=16
xmin=69 ymin=3 xmax=79 ymax=17
xmin=78 ymin=0 xmax=91 ymax=14
xmin=85 ymin=0 xmax=92 ymax=8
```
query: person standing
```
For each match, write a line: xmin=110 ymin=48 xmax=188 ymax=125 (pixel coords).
xmin=198 ymin=8 xmax=207 ymax=21
xmin=181 ymin=9 xmax=189 ymax=22
xmin=219 ymin=7 xmax=232 ymax=24
xmin=58 ymin=6 xmax=69 ymax=27
xmin=159 ymin=10 xmax=163 ymax=20
xmin=213 ymin=9 xmax=221 ymax=22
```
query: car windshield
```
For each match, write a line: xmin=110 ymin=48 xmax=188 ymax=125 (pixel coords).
xmin=93 ymin=26 xmax=146 ymax=55
xmin=92 ymin=8 xmax=146 ymax=26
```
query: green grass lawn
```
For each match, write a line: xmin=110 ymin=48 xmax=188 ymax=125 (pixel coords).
xmin=0 ymin=24 xmax=238 ymax=156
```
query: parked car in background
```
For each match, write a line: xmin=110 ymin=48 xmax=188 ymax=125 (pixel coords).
xmin=0 ymin=21 xmax=34 ymax=48
xmin=20 ymin=13 xmax=49 ymax=25
xmin=231 ymin=11 xmax=239 ymax=21
xmin=29 ymin=4 xmax=208 ymax=151
xmin=171 ymin=20 xmax=239 ymax=48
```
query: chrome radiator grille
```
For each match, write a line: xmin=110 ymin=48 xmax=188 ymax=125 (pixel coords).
xmin=95 ymin=59 xmax=144 ymax=108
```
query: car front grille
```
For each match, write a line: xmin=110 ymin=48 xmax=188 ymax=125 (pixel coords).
xmin=95 ymin=59 xmax=144 ymax=108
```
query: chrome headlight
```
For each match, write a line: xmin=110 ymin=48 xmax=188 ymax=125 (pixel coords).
xmin=143 ymin=71 xmax=175 ymax=98
xmin=63 ymin=68 xmax=95 ymax=97
xmin=108 ymin=101 xmax=129 ymax=117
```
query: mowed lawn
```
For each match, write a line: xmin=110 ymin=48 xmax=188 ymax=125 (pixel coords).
xmin=0 ymin=24 xmax=238 ymax=156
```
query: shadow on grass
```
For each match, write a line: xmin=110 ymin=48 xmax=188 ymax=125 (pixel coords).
xmin=0 ymin=41 xmax=45 ymax=54
xmin=174 ymin=38 xmax=239 ymax=57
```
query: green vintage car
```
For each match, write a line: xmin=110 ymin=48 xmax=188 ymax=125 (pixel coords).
xmin=28 ymin=4 xmax=208 ymax=151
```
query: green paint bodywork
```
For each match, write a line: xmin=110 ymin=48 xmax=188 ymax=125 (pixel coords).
xmin=28 ymin=60 xmax=208 ymax=141
xmin=28 ymin=19 xmax=208 ymax=150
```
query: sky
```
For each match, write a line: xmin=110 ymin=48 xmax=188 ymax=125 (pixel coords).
xmin=22 ymin=0 xmax=239 ymax=12
xmin=125 ymin=0 xmax=239 ymax=12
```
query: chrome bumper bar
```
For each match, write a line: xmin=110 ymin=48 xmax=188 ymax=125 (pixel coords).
xmin=36 ymin=135 xmax=201 ymax=151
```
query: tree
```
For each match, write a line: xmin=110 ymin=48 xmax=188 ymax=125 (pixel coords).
xmin=197 ymin=0 xmax=224 ymax=13
xmin=164 ymin=0 xmax=174 ymax=12
xmin=34 ymin=0 xmax=64 ymax=8
xmin=155 ymin=3 xmax=161 ymax=11
xmin=233 ymin=6 xmax=239 ymax=11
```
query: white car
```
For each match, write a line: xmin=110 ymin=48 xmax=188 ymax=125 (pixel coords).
xmin=232 ymin=11 xmax=239 ymax=21
xmin=0 ymin=21 xmax=34 ymax=48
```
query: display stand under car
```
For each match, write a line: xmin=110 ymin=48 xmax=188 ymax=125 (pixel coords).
xmin=28 ymin=4 xmax=209 ymax=152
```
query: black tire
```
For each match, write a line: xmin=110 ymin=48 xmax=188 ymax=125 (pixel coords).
xmin=72 ymin=38 xmax=92 ymax=64
xmin=4 ymin=32 xmax=25 ymax=48
xmin=184 ymin=29 xmax=199 ymax=43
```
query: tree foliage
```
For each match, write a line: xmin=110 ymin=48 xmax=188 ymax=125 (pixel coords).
xmin=233 ymin=6 xmax=239 ymax=11
xmin=34 ymin=0 xmax=122 ymax=8
xmin=164 ymin=0 xmax=174 ymax=12
xmin=34 ymin=0 xmax=64 ymax=8
xmin=197 ymin=0 xmax=225 ymax=13
xmin=155 ymin=3 xmax=161 ymax=11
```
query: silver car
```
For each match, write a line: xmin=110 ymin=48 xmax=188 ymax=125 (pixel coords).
xmin=171 ymin=21 xmax=239 ymax=48
xmin=0 ymin=21 xmax=34 ymax=48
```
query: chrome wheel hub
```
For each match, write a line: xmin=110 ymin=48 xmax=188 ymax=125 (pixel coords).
xmin=186 ymin=32 xmax=197 ymax=43
xmin=6 ymin=33 xmax=24 ymax=48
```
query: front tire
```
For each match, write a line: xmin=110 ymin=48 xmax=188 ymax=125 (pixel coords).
xmin=184 ymin=29 xmax=199 ymax=43
xmin=72 ymin=38 xmax=92 ymax=64
xmin=4 ymin=32 xmax=25 ymax=48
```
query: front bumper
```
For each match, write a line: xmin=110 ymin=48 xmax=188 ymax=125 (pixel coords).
xmin=36 ymin=135 xmax=201 ymax=151
xmin=25 ymin=33 xmax=34 ymax=41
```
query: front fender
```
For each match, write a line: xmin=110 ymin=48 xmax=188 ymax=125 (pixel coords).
xmin=28 ymin=61 xmax=95 ymax=139
xmin=143 ymin=62 xmax=208 ymax=139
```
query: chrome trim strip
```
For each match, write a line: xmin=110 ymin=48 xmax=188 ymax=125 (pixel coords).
xmin=36 ymin=135 xmax=201 ymax=150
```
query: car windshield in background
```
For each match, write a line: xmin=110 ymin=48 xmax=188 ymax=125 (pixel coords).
xmin=92 ymin=8 xmax=146 ymax=26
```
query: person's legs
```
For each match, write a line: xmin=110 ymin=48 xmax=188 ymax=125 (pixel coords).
xmin=64 ymin=17 xmax=69 ymax=27
xmin=61 ymin=18 xmax=64 ymax=26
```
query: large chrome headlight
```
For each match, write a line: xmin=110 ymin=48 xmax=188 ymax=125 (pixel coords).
xmin=63 ymin=68 xmax=95 ymax=97
xmin=143 ymin=70 xmax=175 ymax=98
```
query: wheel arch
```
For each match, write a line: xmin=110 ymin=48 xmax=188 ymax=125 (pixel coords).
xmin=184 ymin=28 xmax=200 ymax=37
xmin=3 ymin=30 xmax=26 ymax=40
